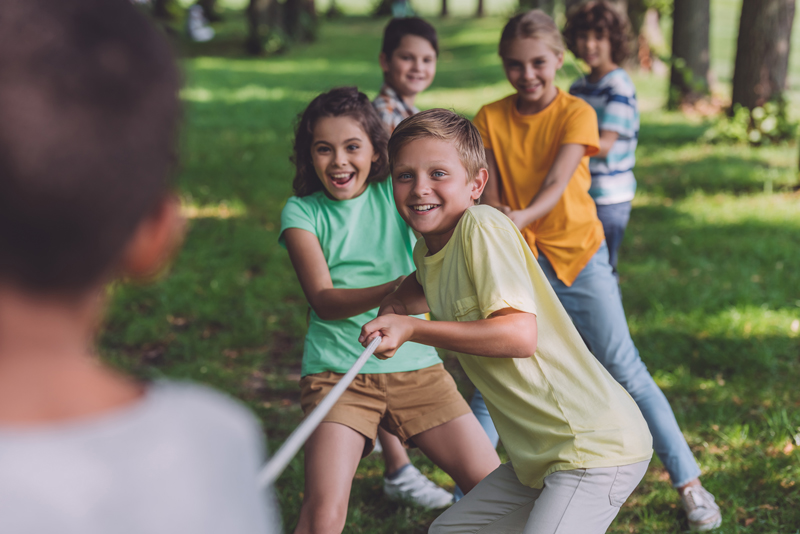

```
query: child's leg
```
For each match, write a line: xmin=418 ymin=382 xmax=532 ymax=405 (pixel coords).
xmin=413 ymin=413 xmax=500 ymax=494
xmin=519 ymin=461 xmax=648 ymax=534
xmin=453 ymin=389 xmax=500 ymax=500
xmin=378 ymin=427 xmax=412 ymax=474
xmin=594 ymin=201 xmax=632 ymax=281
xmin=294 ymin=422 xmax=365 ymax=534
xmin=430 ymin=461 xmax=648 ymax=534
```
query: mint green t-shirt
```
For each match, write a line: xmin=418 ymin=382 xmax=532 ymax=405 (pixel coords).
xmin=279 ymin=179 xmax=441 ymax=376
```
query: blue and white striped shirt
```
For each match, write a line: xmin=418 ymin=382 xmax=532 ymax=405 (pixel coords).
xmin=569 ymin=69 xmax=639 ymax=205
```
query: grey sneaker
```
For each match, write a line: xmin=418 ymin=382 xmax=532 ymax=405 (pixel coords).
xmin=680 ymin=485 xmax=722 ymax=531
xmin=383 ymin=465 xmax=454 ymax=509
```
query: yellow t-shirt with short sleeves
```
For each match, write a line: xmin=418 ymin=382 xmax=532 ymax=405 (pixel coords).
xmin=415 ymin=206 xmax=652 ymax=489
xmin=473 ymin=90 xmax=604 ymax=286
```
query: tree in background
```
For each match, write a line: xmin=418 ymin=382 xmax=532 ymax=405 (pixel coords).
xmin=732 ymin=0 xmax=796 ymax=110
xmin=476 ymin=0 xmax=485 ymax=17
xmin=668 ymin=0 xmax=709 ymax=108
xmin=441 ymin=0 xmax=449 ymax=17
xmin=521 ymin=0 xmax=557 ymax=15
xmin=245 ymin=0 xmax=317 ymax=55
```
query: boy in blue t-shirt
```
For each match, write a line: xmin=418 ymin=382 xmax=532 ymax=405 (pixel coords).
xmin=564 ymin=1 xmax=640 ymax=281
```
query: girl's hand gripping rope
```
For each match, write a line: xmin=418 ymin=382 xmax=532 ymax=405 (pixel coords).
xmin=359 ymin=315 xmax=415 ymax=359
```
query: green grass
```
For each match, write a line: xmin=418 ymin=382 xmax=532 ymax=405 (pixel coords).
xmin=103 ymin=6 xmax=800 ymax=533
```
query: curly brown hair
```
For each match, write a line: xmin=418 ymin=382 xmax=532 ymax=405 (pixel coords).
xmin=291 ymin=87 xmax=389 ymax=197
xmin=563 ymin=1 xmax=631 ymax=66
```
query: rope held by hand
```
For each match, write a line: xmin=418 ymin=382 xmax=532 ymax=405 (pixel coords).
xmin=257 ymin=336 xmax=382 ymax=488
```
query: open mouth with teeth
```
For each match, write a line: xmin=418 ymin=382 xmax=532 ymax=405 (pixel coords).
xmin=329 ymin=172 xmax=355 ymax=187
xmin=411 ymin=204 xmax=440 ymax=213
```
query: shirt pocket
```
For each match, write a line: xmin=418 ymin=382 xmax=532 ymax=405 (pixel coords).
xmin=453 ymin=295 xmax=482 ymax=322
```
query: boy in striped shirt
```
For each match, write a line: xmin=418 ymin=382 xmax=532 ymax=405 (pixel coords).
xmin=565 ymin=1 xmax=639 ymax=281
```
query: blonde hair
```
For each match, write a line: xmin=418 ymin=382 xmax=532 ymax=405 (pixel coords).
xmin=388 ymin=109 xmax=487 ymax=181
xmin=499 ymin=10 xmax=565 ymax=58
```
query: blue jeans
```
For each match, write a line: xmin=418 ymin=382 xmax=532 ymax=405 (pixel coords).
xmin=594 ymin=201 xmax=631 ymax=280
xmin=454 ymin=389 xmax=500 ymax=501
xmin=538 ymin=241 xmax=700 ymax=488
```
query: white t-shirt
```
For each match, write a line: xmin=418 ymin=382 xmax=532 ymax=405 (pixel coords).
xmin=0 ymin=381 xmax=281 ymax=534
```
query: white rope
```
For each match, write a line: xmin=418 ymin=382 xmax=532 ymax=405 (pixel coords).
xmin=257 ymin=336 xmax=383 ymax=488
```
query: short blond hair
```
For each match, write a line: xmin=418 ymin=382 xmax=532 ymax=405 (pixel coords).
xmin=388 ymin=108 xmax=487 ymax=181
xmin=499 ymin=9 xmax=565 ymax=58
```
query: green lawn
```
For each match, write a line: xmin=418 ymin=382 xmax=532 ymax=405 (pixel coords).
xmin=104 ymin=7 xmax=800 ymax=533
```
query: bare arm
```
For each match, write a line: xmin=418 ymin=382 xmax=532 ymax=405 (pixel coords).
xmin=360 ymin=308 xmax=537 ymax=359
xmin=377 ymin=272 xmax=430 ymax=316
xmin=505 ymin=143 xmax=586 ymax=231
xmin=595 ymin=130 xmax=619 ymax=159
xmin=284 ymin=228 xmax=403 ymax=321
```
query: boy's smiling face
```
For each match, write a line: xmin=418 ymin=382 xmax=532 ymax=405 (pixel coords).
xmin=392 ymin=138 xmax=487 ymax=254
xmin=380 ymin=35 xmax=437 ymax=100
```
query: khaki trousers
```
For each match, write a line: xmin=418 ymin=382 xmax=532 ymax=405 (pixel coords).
xmin=430 ymin=460 xmax=649 ymax=534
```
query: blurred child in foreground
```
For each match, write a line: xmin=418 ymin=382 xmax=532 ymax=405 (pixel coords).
xmin=0 ymin=1 xmax=279 ymax=532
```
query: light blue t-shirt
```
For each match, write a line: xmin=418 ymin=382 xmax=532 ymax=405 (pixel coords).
xmin=279 ymin=179 xmax=441 ymax=376
xmin=570 ymin=68 xmax=639 ymax=205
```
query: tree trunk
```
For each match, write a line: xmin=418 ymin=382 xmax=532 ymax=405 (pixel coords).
xmin=732 ymin=0 xmax=796 ymax=109
xmin=245 ymin=0 xmax=272 ymax=55
xmin=668 ymin=0 xmax=710 ymax=107
xmin=476 ymin=0 xmax=485 ymax=18
xmin=373 ymin=0 xmax=392 ymax=17
xmin=152 ymin=0 xmax=174 ymax=20
xmin=197 ymin=0 xmax=221 ymax=21
xmin=441 ymin=0 xmax=448 ymax=17
xmin=285 ymin=0 xmax=317 ymax=42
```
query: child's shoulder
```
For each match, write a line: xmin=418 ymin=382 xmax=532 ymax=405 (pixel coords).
xmin=147 ymin=381 xmax=263 ymax=442
xmin=462 ymin=205 xmax=517 ymax=233
xmin=477 ymin=94 xmax=517 ymax=116
xmin=605 ymin=68 xmax=637 ymax=96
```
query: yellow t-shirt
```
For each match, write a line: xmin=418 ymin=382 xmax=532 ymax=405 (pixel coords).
xmin=473 ymin=90 xmax=604 ymax=286
xmin=415 ymin=206 xmax=652 ymax=489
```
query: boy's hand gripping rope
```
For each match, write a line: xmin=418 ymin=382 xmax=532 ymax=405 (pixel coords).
xmin=257 ymin=336 xmax=382 ymax=488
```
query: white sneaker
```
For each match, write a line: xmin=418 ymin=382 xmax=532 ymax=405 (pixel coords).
xmin=680 ymin=485 xmax=722 ymax=531
xmin=383 ymin=464 xmax=454 ymax=509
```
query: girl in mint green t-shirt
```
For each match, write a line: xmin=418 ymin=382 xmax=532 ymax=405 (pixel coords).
xmin=279 ymin=87 xmax=499 ymax=534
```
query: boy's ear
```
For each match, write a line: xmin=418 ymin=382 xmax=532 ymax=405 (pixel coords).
xmin=119 ymin=195 xmax=186 ymax=281
xmin=556 ymin=52 xmax=565 ymax=70
xmin=379 ymin=52 xmax=390 ymax=74
xmin=470 ymin=168 xmax=489 ymax=201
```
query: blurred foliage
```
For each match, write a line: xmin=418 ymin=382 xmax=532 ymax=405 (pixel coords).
xmin=704 ymin=101 xmax=798 ymax=145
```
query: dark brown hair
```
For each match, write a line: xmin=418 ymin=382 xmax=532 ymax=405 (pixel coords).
xmin=381 ymin=17 xmax=439 ymax=59
xmin=0 ymin=0 xmax=181 ymax=294
xmin=389 ymin=109 xmax=487 ymax=181
xmin=499 ymin=10 xmax=565 ymax=58
xmin=563 ymin=0 xmax=631 ymax=65
xmin=292 ymin=87 xmax=389 ymax=197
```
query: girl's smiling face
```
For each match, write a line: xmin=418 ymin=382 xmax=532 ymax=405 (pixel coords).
xmin=502 ymin=37 xmax=563 ymax=114
xmin=311 ymin=116 xmax=378 ymax=201
xmin=380 ymin=35 xmax=437 ymax=100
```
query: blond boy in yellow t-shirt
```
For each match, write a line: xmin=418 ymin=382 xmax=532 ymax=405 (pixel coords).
xmin=359 ymin=109 xmax=652 ymax=534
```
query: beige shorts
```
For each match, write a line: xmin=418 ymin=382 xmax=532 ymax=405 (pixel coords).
xmin=299 ymin=363 xmax=470 ymax=456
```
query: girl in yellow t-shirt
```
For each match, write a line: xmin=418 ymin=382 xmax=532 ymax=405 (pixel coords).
xmin=473 ymin=9 xmax=722 ymax=531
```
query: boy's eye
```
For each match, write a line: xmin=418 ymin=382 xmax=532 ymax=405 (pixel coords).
xmin=397 ymin=173 xmax=412 ymax=181
xmin=432 ymin=171 xmax=446 ymax=178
